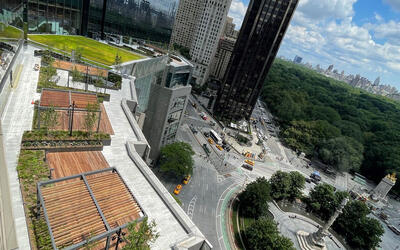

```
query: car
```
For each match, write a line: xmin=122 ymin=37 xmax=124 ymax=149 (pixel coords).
xmin=183 ymin=175 xmax=191 ymax=185
xmin=245 ymin=159 xmax=255 ymax=166
xmin=216 ymin=145 xmax=223 ymax=151
xmin=208 ymin=138 xmax=214 ymax=144
xmin=204 ymin=131 xmax=210 ymax=137
xmin=210 ymin=121 xmax=216 ymax=126
xmin=173 ymin=184 xmax=182 ymax=195
xmin=190 ymin=126 xmax=198 ymax=134
xmin=241 ymin=164 xmax=253 ymax=171
xmin=305 ymin=178 xmax=312 ymax=183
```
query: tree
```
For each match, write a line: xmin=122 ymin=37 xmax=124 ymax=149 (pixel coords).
xmin=333 ymin=201 xmax=384 ymax=249
xmin=122 ymin=217 xmax=159 ymax=250
xmin=288 ymin=171 xmax=305 ymax=200
xmin=84 ymin=103 xmax=99 ymax=135
xmin=42 ymin=49 xmax=54 ymax=65
xmin=245 ymin=218 xmax=295 ymax=250
xmin=307 ymin=183 xmax=348 ymax=221
xmin=269 ymin=171 xmax=291 ymax=200
xmin=159 ymin=142 xmax=194 ymax=178
xmin=42 ymin=106 xmax=59 ymax=135
xmin=114 ymin=52 xmax=122 ymax=72
xmin=71 ymin=66 xmax=83 ymax=84
xmin=238 ymin=177 xmax=271 ymax=218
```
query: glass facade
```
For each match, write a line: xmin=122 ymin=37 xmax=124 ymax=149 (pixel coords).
xmin=88 ymin=0 xmax=178 ymax=43
xmin=214 ymin=0 xmax=299 ymax=121
xmin=27 ymin=0 xmax=83 ymax=35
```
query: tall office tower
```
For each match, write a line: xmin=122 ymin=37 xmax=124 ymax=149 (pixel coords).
xmin=214 ymin=0 xmax=298 ymax=121
xmin=224 ymin=16 xmax=236 ymax=38
xmin=170 ymin=0 xmax=232 ymax=85
xmin=210 ymin=36 xmax=236 ymax=80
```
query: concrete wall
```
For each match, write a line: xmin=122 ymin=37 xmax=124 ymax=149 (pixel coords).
xmin=143 ymin=84 xmax=191 ymax=160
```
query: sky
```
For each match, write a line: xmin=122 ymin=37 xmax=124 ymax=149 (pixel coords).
xmin=228 ymin=0 xmax=400 ymax=89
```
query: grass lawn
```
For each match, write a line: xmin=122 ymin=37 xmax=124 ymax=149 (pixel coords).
xmin=0 ymin=24 xmax=23 ymax=39
xmin=29 ymin=34 xmax=144 ymax=66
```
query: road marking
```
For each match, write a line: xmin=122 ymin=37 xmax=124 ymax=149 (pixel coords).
xmin=187 ymin=195 xmax=197 ymax=220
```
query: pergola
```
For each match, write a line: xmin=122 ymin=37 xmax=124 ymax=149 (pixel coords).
xmin=37 ymin=167 xmax=146 ymax=249
xmin=37 ymin=88 xmax=102 ymax=132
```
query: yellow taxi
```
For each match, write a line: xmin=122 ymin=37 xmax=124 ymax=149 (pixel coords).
xmin=183 ymin=175 xmax=191 ymax=185
xmin=174 ymin=184 xmax=182 ymax=195
xmin=216 ymin=145 xmax=223 ymax=151
xmin=245 ymin=159 xmax=255 ymax=166
xmin=208 ymin=138 xmax=214 ymax=144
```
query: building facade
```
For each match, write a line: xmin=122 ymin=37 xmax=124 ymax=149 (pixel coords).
xmin=210 ymin=36 xmax=236 ymax=80
xmin=25 ymin=0 xmax=177 ymax=43
xmin=170 ymin=0 xmax=232 ymax=86
xmin=214 ymin=0 xmax=299 ymax=121
xmin=223 ymin=16 xmax=235 ymax=38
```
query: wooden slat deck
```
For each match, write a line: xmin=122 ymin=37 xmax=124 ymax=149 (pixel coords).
xmin=40 ymin=89 xmax=69 ymax=107
xmin=87 ymin=172 xmax=142 ymax=228
xmin=52 ymin=104 xmax=114 ymax=134
xmin=42 ymin=179 xmax=107 ymax=247
xmin=40 ymin=171 xmax=143 ymax=249
xmin=47 ymin=151 xmax=110 ymax=179
xmin=71 ymin=92 xmax=98 ymax=109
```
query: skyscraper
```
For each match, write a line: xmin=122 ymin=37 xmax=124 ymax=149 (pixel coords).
xmin=170 ymin=0 xmax=232 ymax=85
xmin=214 ymin=0 xmax=298 ymax=121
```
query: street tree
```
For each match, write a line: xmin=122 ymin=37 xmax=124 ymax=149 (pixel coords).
xmin=122 ymin=217 xmax=159 ymax=250
xmin=115 ymin=52 xmax=122 ymax=72
xmin=307 ymin=183 xmax=348 ymax=221
xmin=288 ymin=171 xmax=305 ymax=200
xmin=84 ymin=103 xmax=99 ymax=136
xmin=159 ymin=142 xmax=194 ymax=178
xmin=333 ymin=201 xmax=384 ymax=249
xmin=245 ymin=218 xmax=295 ymax=250
xmin=42 ymin=106 xmax=59 ymax=135
xmin=269 ymin=171 xmax=291 ymax=200
xmin=238 ymin=177 xmax=271 ymax=218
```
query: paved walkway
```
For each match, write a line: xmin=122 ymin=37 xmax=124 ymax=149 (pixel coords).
xmin=1 ymin=46 xmax=41 ymax=250
xmin=57 ymin=77 xmax=191 ymax=249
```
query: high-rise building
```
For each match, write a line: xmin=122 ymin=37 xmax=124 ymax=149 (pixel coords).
xmin=210 ymin=36 xmax=236 ymax=80
xmin=293 ymin=55 xmax=302 ymax=64
xmin=224 ymin=16 xmax=236 ymax=38
xmin=214 ymin=0 xmax=299 ymax=121
xmin=170 ymin=0 xmax=232 ymax=85
xmin=26 ymin=0 xmax=178 ymax=43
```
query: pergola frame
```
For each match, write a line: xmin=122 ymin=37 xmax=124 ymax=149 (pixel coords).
xmin=37 ymin=88 xmax=102 ymax=133
xmin=36 ymin=167 xmax=147 ymax=250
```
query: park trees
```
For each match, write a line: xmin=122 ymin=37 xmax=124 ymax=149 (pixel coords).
xmin=238 ymin=177 xmax=271 ymax=218
xmin=245 ymin=218 xmax=295 ymax=250
xmin=269 ymin=171 xmax=305 ymax=201
xmin=306 ymin=183 xmax=348 ymax=221
xmin=262 ymin=58 xmax=400 ymax=194
xmin=122 ymin=217 xmax=159 ymax=250
xmin=333 ymin=201 xmax=384 ymax=249
xmin=159 ymin=142 xmax=194 ymax=178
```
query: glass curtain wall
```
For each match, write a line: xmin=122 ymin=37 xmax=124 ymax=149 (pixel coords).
xmin=27 ymin=0 xmax=83 ymax=35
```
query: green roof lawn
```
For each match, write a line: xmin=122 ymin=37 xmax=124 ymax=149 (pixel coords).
xmin=29 ymin=34 xmax=144 ymax=66
xmin=0 ymin=24 xmax=23 ymax=39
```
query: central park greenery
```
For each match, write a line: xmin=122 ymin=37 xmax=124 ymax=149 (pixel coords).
xmin=262 ymin=59 xmax=400 ymax=194
xmin=237 ymin=171 xmax=384 ymax=250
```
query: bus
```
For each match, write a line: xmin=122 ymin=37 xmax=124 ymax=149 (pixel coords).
xmin=209 ymin=129 xmax=222 ymax=145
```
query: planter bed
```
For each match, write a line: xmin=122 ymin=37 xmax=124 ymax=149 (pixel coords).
xmin=21 ymin=140 xmax=103 ymax=151
xmin=22 ymin=130 xmax=111 ymax=141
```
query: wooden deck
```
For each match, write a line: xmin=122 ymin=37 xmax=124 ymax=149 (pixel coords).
xmin=40 ymin=89 xmax=98 ymax=109
xmin=53 ymin=103 xmax=114 ymax=134
xmin=41 ymin=171 xmax=143 ymax=249
xmin=47 ymin=151 xmax=110 ymax=179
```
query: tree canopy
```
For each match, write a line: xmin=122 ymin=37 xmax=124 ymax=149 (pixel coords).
xmin=262 ymin=59 xmax=400 ymax=193
xmin=159 ymin=142 xmax=194 ymax=178
xmin=333 ymin=201 xmax=384 ymax=249
xmin=122 ymin=217 xmax=159 ymax=250
xmin=245 ymin=218 xmax=295 ymax=250
xmin=238 ymin=177 xmax=272 ymax=218
xmin=306 ymin=183 xmax=348 ymax=221
xmin=269 ymin=171 xmax=305 ymax=201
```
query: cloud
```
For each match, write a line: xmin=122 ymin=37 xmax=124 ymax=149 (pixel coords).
xmin=228 ymin=0 xmax=248 ymax=28
xmin=383 ymin=0 xmax=400 ymax=12
xmin=278 ymin=0 xmax=400 ymax=87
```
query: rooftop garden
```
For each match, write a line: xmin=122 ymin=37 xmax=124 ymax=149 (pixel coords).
xmin=29 ymin=34 xmax=144 ymax=66
xmin=0 ymin=24 xmax=23 ymax=39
